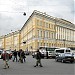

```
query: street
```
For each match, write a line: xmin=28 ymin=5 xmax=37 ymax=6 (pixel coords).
xmin=0 ymin=55 xmax=75 ymax=75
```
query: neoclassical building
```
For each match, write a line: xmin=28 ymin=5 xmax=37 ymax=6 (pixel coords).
xmin=0 ymin=10 xmax=75 ymax=51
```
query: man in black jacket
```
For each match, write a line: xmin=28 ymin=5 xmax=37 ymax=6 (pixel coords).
xmin=13 ymin=49 xmax=17 ymax=62
xmin=34 ymin=49 xmax=43 ymax=67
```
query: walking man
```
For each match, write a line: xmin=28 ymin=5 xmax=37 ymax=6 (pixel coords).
xmin=2 ymin=51 xmax=9 ymax=69
xmin=13 ymin=49 xmax=17 ymax=62
xmin=18 ymin=49 xmax=21 ymax=62
xmin=21 ymin=50 xmax=26 ymax=63
xmin=34 ymin=49 xmax=43 ymax=67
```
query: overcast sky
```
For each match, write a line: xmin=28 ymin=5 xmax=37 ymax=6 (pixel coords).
xmin=0 ymin=0 xmax=75 ymax=36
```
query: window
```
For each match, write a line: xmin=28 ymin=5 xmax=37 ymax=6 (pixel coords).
xmin=37 ymin=30 xmax=42 ymax=37
xmin=47 ymin=32 xmax=48 ymax=38
xmin=56 ymin=50 xmax=64 ymax=53
xmin=45 ymin=31 xmax=48 ymax=38
xmin=43 ymin=31 xmax=45 ymax=38
xmin=47 ymin=43 xmax=48 ymax=46
xmin=52 ymin=25 xmax=54 ymax=29
xmin=45 ymin=22 xmax=48 ymax=28
xmin=49 ymin=24 xmax=50 ymax=28
xmin=46 ymin=23 xmax=48 ymax=28
xmin=51 ymin=32 xmax=54 ymax=39
xmin=46 ymin=48 xmax=57 ymax=51
xmin=41 ymin=31 xmax=42 ymax=37
xmin=37 ymin=30 xmax=39 ymax=37
xmin=37 ymin=20 xmax=39 ymax=25
xmin=40 ymin=21 xmax=42 ymax=26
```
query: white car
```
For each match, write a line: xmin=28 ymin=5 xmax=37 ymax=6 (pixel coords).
xmin=72 ymin=53 xmax=75 ymax=62
xmin=55 ymin=53 xmax=74 ymax=63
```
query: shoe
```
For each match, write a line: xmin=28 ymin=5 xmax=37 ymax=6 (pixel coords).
xmin=8 ymin=66 xmax=9 ymax=68
xmin=34 ymin=65 xmax=36 ymax=67
xmin=39 ymin=65 xmax=43 ymax=67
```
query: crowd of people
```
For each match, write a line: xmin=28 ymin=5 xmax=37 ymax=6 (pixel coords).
xmin=12 ymin=49 xmax=26 ymax=63
xmin=2 ymin=49 xmax=43 ymax=69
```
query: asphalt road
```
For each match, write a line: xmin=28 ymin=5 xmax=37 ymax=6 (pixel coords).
xmin=0 ymin=55 xmax=75 ymax=75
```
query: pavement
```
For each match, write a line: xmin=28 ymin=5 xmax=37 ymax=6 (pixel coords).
xmin=0 ymin=55 xmax=75 ymax=75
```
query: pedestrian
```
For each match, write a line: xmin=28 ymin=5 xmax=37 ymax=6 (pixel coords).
xmin=34 ymin=49 xmax=43 ymax=67
xmin=13 ymin=49 xmax=17 ymax=62
xmin=2 ymin=51 xmax=9 ymax=69
xmin=18 ymin=49 xmax=21 ymax=62
xmin=20 ymin=50 xmax=26 ymax=63
xmin=22 ymin=51 xmax=26 ymax=62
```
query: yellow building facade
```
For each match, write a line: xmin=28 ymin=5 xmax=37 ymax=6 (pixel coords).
xmin=0 ymin=10 xmax=75 ymax=51
xmin=0 ymin=31 xmax=20 ymax=51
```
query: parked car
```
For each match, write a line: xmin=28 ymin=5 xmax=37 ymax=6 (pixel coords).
xmin=1 ymin=50 xmax=12 ymax=59
xmin=38 ymin=46 xmax=48 ymax=58
xmin=25 ymin=51 xmax=30 ymax=55
xmin=72 ymin=52 xmax=75 ymax=62
xmin=39 ymin=46 xmax=59 ymax=59
xmin=0 ymin=50 xmax=3 ymax=59
xmin=46 ymin=47 xmax=59 ymax=58
xmin=55 ymin=53 xmax=74 ymax=63
xmin=55 ymin=48 xmax=74 ymax=63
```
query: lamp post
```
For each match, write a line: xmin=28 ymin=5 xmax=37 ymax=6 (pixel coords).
xmin=22 ymin=12 xmax=26 ymax=50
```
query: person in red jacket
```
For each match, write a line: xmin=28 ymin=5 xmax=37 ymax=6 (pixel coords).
xmin=2 ymin=51 xmax=9 ymax=69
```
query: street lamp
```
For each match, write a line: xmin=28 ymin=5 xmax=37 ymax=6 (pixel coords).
xmin=23 ymin=12 xmax=26 ymax=16
xmin=22 ymin=12 xmax=26 ymax=50
xmin=23 ymin=41 xmax=26 ymax=44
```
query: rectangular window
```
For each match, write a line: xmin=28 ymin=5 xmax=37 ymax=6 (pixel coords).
xmin=43 ymin=31 xmax=45 ymax=38
xmin=37 ymin=30 xmax=39 ymax=37
xmin=49 ymin=24 xmax=50 ymax=28
xmin=41 ymin=31 xmax=42 ymax=37
xmin=47 ymin=32 xmax=48 ymax=38
xmin=46 ymin=23 xmax=48 ymax=28
xmin=45 ymin=22 xmax=48 ymax=28
xmin=40 ymin=21 xmax=42 ymax=26
xmin=37 ymin=19 xmax=39 ymax=25
xmin=47 ymin=43 xmax=48 ymax=46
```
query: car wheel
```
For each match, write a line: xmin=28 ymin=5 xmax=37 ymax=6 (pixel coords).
xmin=55 ymin=58 xmax=58 ymax=62
xmin=62 ymin=59 xmax=65 ymax=63
xmin=70 ymin=61 xmax=74 ymax=63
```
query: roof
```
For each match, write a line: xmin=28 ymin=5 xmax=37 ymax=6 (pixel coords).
xmin=21 ymin=10 xmax=75 ymax=31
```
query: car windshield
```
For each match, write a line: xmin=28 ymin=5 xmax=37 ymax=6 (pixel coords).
xmin=0 ymin=51 xmax=2 ymax=52
xmin=39 ymin=47 xmax=46 ymax=50
xmin=6 ymin=51 xmax=10 ymax=53
xmin=46 ymin=48 xmax=56 ymax=51
xmin=2 ymin=50 xmax=11 ymax=54
xmin=56 ymin=50 xmax=64 ymax=53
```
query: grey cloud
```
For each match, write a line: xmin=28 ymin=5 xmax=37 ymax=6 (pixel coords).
xmin=0 ymin=0 xmax=74 ymax=36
